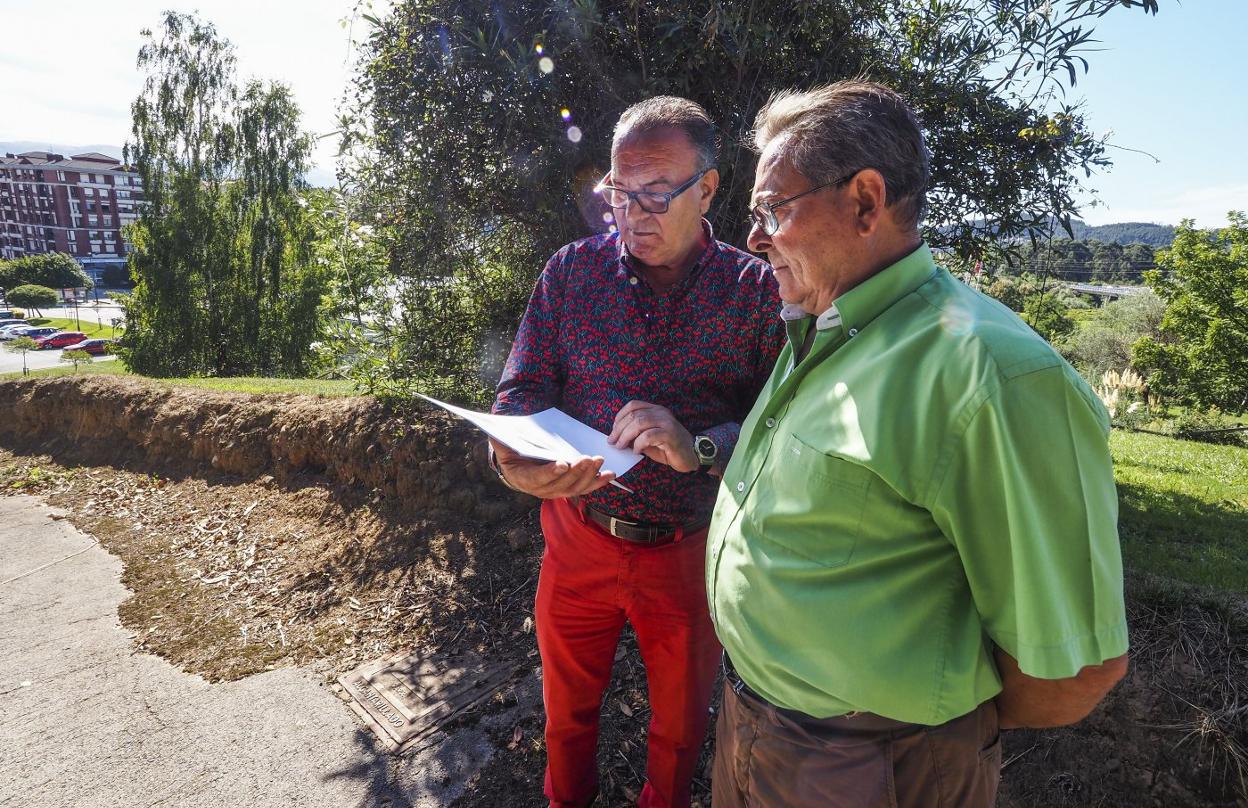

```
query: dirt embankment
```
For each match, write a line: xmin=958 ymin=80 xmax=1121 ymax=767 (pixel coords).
xmin=0 ymin=376 xmax=528 ymax=525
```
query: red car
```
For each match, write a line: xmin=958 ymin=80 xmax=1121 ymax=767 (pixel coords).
xmin=35 ymin=331 xmax=88 ymax=350
xmin=63 ymin=338 xmax=113 ymax=356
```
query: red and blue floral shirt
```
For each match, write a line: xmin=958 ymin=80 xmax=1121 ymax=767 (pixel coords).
xmin=493 ymin=221 xmax=784 ymax=525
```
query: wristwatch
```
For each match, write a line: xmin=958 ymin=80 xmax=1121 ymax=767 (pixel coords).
xmin=693 ymin=434 xmax=718 ymax=473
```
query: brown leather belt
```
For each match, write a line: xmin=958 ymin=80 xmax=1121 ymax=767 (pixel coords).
xmin=579 ymin=501 xmax=705 ymax=545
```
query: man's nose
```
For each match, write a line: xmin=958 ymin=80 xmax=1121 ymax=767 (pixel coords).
xmin=622 ymin=198 xmax=653 ymax=222
xmin=746 ymin=218 xmax=771 ymax=254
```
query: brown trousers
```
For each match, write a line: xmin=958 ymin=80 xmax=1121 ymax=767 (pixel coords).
xmin=712 ymin=682 xmax=1002 ymax=808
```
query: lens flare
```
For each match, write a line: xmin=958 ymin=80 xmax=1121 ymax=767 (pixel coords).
xmin=560 ymin=108 xmax=572 ymax=121
xmin=601 ymin=211 xmax=614 ymax=223
xmin=608 ymin=224 xmax=618 ymax=233
xmin=538 ymin=57 xmax=554 ymax=74
xmin=566 ymin=126 xmax=583 ymax=143
xmin=534 ymin=44 xmax=543 ymax=54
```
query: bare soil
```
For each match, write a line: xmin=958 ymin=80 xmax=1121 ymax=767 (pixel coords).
xmin=1 ymin=375 xmax=1243 ymax=807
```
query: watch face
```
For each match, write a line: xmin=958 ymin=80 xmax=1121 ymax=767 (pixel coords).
xmin=696 ymin=436 xmax=717 ymax=461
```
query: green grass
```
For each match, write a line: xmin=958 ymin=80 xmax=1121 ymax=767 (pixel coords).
xmin=0 ymin=360 xmax=128 ymax=381
xmin=0 ymin=361 xmax=358 ymax=396
xmin=23 ymin=317 xmax=119 ymax=338
xmin=150 ymin=375 xmax=358 ymax=397
xmin=1112 ymin=429 xmax=1248 ymax=594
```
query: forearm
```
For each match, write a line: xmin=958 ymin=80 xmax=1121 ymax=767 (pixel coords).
xmin=994 ymin=647 xmax=1128 ymax=729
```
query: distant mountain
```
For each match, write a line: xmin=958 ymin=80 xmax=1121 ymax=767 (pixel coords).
xmin=0 ymin=141 xmax=125 ymax=159
xmin=1065 ymin=220 xmax=1176 ymax=247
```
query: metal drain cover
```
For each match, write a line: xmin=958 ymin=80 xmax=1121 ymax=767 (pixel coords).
xmin=336 ymin=648 xmax=519 ymax=753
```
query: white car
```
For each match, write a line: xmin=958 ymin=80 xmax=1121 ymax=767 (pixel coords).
xmin=0 ymin=325 xmax=42 ymax=341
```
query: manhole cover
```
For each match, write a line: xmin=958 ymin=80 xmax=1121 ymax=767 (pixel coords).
xmin=336 ymin=648 xmax=519 ymax=753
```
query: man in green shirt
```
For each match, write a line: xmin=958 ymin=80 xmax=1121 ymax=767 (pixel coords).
xmin=707 ymin=81 xmax=1129 ymax=807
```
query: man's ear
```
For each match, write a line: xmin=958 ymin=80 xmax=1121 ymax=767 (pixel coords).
xmin=699 ymin=168 xmax=720 ymax=214
xmin=850 ymin=169 xmax=887 ymax=235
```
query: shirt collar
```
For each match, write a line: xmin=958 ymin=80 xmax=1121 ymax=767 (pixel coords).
xmin=778 ymin=243 xmax=938 ymax=333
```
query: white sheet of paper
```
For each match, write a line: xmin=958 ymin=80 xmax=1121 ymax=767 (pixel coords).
xmin=417 ymin=395 xmax=643 ymax=491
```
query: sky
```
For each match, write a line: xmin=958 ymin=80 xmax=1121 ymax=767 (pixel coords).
xmin=0 ymin=0 xmax=1243 ymax=228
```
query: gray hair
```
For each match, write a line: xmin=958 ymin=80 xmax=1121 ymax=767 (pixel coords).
xmin=612 ymin=96 xmax=720 ymax=170
xmin=752 ymin=81 xmax=929 ymax=231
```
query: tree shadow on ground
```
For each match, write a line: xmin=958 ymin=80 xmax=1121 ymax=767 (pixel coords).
xmin=1116 ymin=480 xmax=1248 ymax=594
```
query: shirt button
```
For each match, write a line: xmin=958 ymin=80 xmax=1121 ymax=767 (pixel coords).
xmin=765 ymin=417 xmax=776 ymax=428
xmin=629 ymin=276 xmax=638 ymax=285
xmin=736 ymin=481 xmax=745 ymax=492
xmin=848 ymin=328 xmax=858 ymax=337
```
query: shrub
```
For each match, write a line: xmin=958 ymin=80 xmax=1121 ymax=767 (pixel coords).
xmin=1060 ymin=291 xmax=1165 ymax=383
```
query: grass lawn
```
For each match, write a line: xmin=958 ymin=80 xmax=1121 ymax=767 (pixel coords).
xmin=157 ymin=375 xmax=358 ymax=397
xmin=23 ymin=317 xmax=119 ymax=339
xmin=1112 ymin=429 xmax=1248 ymax=594
xmin=0 ymin=361 xmax=128 ymax=381
xmin=0 ymin=361 xmax=358 ymax=396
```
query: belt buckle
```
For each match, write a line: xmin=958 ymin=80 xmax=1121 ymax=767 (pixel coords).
xmin=608 ymin=515 xmax=628 ymax=538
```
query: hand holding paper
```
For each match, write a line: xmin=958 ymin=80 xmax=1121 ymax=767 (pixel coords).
xmin=417 ymin=395 xmax=642 ymax=493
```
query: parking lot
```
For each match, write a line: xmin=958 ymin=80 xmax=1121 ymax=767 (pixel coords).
xmin=0 ymin=301 xmax=124 ymax=375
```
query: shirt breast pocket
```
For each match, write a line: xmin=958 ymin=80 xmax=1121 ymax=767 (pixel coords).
xmin=748 ymin=434 xmax=873 ymax=569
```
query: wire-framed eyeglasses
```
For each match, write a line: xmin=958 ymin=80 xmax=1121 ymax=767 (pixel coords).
xmin=748 ymin=170 xmax=859 ymax=236
xmin=596 ymin=167 xmax=712 ymax=214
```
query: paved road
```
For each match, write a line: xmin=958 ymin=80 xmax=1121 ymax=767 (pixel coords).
xmin=0 ymin=495 xmax=533 ymax=808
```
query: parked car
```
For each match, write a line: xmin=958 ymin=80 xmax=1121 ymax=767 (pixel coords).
xmin=1 ymin=326 xmax=57 ymax=342
xmin=0 ymin=310 xmax=18 ymax=319
xmin=63 ymin=338 xmax=113 ymax=356
xmin=35 ymin=331 xmax=88 ymax=350
xmin=0 ymin=318 xmax=28 ymax=329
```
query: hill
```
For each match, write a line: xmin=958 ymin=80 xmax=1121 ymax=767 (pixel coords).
xmin=1068 ymin=220 xmax=1176 ymax=247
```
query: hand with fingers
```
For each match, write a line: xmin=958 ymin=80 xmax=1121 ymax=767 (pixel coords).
xmin=607 ymin=400 xmax=699 ymax=473
xmin=489 ymin=438 xmax=617 ymax=499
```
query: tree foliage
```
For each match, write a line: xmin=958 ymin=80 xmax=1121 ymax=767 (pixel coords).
xmin=120 ymin=12 xmax=332 ymax=378
xmin=7 ymin=284 xmax=58 ymax=316
xmin=1059 ymin=290 xmax=1165 ymax=383
xmin=1133 ymin=213 xmax=1248 ymax=413
xmin=0 ymin=253 xmax=92 ymax=293
xmin=1022 ymin=291 xmax=1075 ymax=343
xmin=994 ymin=238 xmax=1156 ymax=284
xmin=60 ymin=349 xmax=93 ymax=374
xmin=342 ymin=0 xmax=1160 ymax=399
xmin=4 ymin=335 xmax=38 ymax=376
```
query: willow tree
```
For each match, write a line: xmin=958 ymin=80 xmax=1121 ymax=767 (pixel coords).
xmin=121 ymin=11 xmax=329 ymax=378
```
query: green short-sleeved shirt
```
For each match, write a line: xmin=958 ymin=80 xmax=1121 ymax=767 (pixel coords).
xmin=706 ymin=244 xmax=1128 ymax=726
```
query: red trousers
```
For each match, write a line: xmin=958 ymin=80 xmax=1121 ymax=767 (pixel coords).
xmin=536 ymin=496 xmax=722 ymax=808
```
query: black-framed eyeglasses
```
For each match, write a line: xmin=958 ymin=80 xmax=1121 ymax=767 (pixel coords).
xmin=596 ymin=167 xmax=711 ymax=214
xmin=749 ymin=170 xmax=859 ymax=236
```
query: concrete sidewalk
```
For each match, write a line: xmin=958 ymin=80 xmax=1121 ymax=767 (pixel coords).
xmin=0 ymin=495 xmax=531 ymax=808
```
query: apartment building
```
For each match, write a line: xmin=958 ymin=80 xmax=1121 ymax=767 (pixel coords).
xmin=0 ymin=151 xmax=142 ymax=264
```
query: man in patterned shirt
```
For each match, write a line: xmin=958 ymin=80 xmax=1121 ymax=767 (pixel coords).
xmin=490 ymin=97 xmax=784 ymax=808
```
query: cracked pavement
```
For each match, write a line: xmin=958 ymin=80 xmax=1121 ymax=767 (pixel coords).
xmin=0 ymin=495 xmax=535 ymax=808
